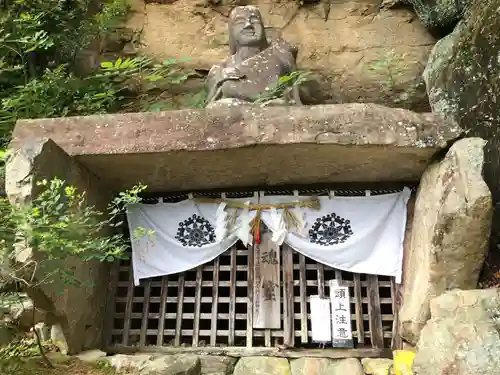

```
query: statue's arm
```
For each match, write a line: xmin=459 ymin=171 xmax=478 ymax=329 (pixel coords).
xmin=205 ymin=64 xmax=225 ymax=106
xmin=288 ymin=56 xmax=303 ymax=106
xmin=275 ymin=40 xmax=303 ymax=106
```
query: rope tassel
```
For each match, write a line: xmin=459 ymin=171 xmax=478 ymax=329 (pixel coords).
xmin=251 ymin=210 xmax=262 ymax=244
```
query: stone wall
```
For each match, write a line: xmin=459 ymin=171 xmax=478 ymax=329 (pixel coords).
xmin=95 ymin=353 xmax=394 ymax=375
xmin=5 ymin=139 xmax=116 ymax=354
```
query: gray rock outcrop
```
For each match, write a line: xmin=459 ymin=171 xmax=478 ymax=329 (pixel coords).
xmin=422 ymin=0 xmax=500 ymax=256
xmin=413 ymin=289 xmax=500 ymax=375
xmin=399 ymin=137 xmax=492 ymax=344
xmin=406 ymin=0 xmax=469 ymax=30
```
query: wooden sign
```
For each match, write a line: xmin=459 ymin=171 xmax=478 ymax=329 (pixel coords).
xmin=310 ymin=295 xmax=332 ymax=343
xmin=329 ymin=279 xmax=354 ymax=348
xmin=253 ymin=230 xmax=281 ymax=329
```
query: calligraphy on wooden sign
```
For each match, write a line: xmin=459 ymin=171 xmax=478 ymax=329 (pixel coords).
xmin=329 ymin=279 xmax=354 ymax=348
xmin=253 ymin=230 xmax=281 ymax=329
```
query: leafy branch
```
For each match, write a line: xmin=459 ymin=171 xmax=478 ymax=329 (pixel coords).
xmin=0 ymin=178 xmax=153 ymax=366
xmin=254 ymin=70 xmax=309 ymax=104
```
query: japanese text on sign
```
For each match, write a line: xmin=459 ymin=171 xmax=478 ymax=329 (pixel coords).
xmin=329 ymin=280 xmax=353 ymax=341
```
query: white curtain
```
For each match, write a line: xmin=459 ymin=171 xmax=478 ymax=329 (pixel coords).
xmin=127 ymin=188 xmax=410 ymax=285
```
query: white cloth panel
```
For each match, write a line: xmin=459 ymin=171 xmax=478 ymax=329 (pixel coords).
xmin=127 ymin=188 xmax=410 ymax=285
xmin=127 ymin=197 xmax=258 ymax=285
xmin=260 ymin=187 xmax=410 ymax=283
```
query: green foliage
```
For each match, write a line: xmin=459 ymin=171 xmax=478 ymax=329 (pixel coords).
xmin=0 ymin=57 xmax=192 ymax=132
xmin=0 ymin=178 xmax=153 ymax=290
xmin=0 ymin=336 xmax=53 ymax=361
xmin=0 ymin=0 xmax=194 ymax=147
xmin=255 ymin=70 xmax=310 ymax=104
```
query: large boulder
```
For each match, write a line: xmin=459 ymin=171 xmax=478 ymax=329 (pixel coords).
xmin=4 ymin=139 xmax=115 ymax=353
xmin=399 ymin=137 xmax=493 ymax=344
xmin=423 ymin=0 xmax=500 ymax=127
xmin=423 ymin=20 xmax=465 ymax=120
xmin=413 ymin=289 xmax=500 ymax=375
xmin=126 ymin=0 xmax=436 ymax=110
xmin=406 ymin=0 xmax=469 ymax=30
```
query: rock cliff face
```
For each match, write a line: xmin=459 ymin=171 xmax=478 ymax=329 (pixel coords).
xmin=126 ymin=0 xmax=436 ymax=110
xmin=422 ymin=0 xmax=500 ymax=281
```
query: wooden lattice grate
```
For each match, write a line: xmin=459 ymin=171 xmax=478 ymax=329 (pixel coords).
xmin=104 ymin=186 xmax=409 ymax=352
xmin=107 ymin=243 xmax=401 ymax=350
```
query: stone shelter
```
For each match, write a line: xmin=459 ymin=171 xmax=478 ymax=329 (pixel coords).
xmin=6 ymin=101 xmax=491 ymax=364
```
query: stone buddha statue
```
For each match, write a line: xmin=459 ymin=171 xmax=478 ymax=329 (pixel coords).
xmin=205 ymin=6 xmax=302 ymax=107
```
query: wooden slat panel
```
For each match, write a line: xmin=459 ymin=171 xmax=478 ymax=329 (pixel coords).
xmin=367 ymin=274 xmax=384 ymax=348
xmin=192 ymin=266 xmax=203 ymax=347
xmin=139 ymin=279 xmax=152 ymax=346
xmin=113 ymin=328 xmax=394 ymax=339
xmin=282 ymin=245 xmax=294 ymax=347
xmin=117 ymin=296 xmax=393 ymax=304
xmin=210 ymin=257 xmax=220 ymax=347
xmin=317 ymin=263 xmax=325 ymax=298
xmin=253 ymin=232 xmax=281 ymax=329
xmin=228 ymin=246 xmax=237 ymax=345
xmin=247 ymin=244 xmax=254 ymax=347
xmin=265 ymin=330 xmax=272 ymax=347
xmin=116 ymin=275 xmax=393 ymax=288
xmin=157 ymin=276 xmax=168 ymax=346
xmin=123 ymin=264 xmax=400 ymax=279
xmin=335 ymin=269 xmax=342 ymax=282
xmin=115 ymin=312 xmax=394 ymax=321
xmin=299 ymin=254 xmax=308 ymax=343
xmin=112 ymin=244 xmax=396 ymax=350
xmin=353 ymin=274 xmax=365 ymax=345
xmin=174 ymin=273 xmax=185 ymax=346
xmin=391 ymin=278 xmax=402 ymax=350
xmin=122 ymin=267 xmax=134 ymax=346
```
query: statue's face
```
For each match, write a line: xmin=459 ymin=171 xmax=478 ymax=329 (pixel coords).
xmin=229 ymin=7 xmax=265 ymax=48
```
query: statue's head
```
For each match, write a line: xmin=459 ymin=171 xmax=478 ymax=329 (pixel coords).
xmin=228 ymin=6 xmax=268 ymax=54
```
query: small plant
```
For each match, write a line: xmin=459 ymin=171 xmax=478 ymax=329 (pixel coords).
xmin=0 ymin=336 xmax=53 ymax=361
xmin=254 ymin=70 xmax=310 ymax=104
xmin=0 ymin=178 xmax=153 ymax=367
xmin=0 ymin=0 xmax=196 ymax=147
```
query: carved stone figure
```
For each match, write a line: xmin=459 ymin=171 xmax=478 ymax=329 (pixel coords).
xmin=205 ymin=6 xmax=301 ymax=107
